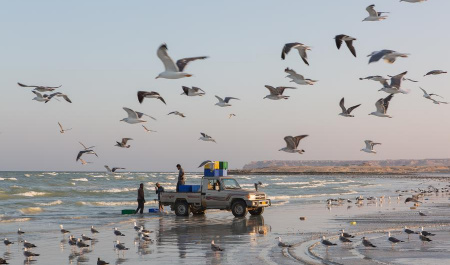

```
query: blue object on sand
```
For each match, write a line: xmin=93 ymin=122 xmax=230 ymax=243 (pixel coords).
xmin=148 ymin=208 xmax=159 ymax=213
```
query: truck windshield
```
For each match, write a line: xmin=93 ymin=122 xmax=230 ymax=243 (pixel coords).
xmin=222 ymin=179 xmax=241 ymax=190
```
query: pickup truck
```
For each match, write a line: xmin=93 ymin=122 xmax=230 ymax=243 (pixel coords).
xmin=160 ymin=176 xmax=271 ymax=217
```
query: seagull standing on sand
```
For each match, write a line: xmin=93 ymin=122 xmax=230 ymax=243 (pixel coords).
xmin=181 ymin=86 xmax=205 ymax=96
xmin=339 ymin=97 xmax=361 ymax=117
xmin=362 ymin=237 xmax=377 ymax=248
xmin=114 ymin=240 xmax=129 ymax=252
xmin=97 ymin=257 xmax=109 ymax=265
xmin=18 ymin=228 xmax=25 ymax=235
xmin=281 ymin=43 xmax=311 ymax=65
xmin=91 ymin=226 xmax=99 ymax=234
xmin=211 ymin=240 xmax=224 ymax=251
xmin=199 ymin=133 xmax=216 ymax=143
xmin=113 ymin=228 xmax=125 ymax=236
xmin=334 ymin=35 xmax=357 ymax=57
xmin=321 ymin=236 xmax=337 ymax=247
xmin=279 ymin=135 xmax=308 ymax=154
xmin=137 ymin=91 xmax=166 ymax=105
xmin=369 ymin=94 xmax=394 ymax=118
xmin=215 ymin=96 xmax=239 ymax=107
xmin=115 ymin=138 xmax=133 ymax=148
xmin=58 ymin=122 xmax=72 ymax=134
xmin=368 ymin=50 xmax=408 ymax=64
xmin=419 ymin=232 xmax=432 ymax=243
xmin=155 ymin=44 xmax=208 ymax=79
xmin=424 ymin=70 xmax=447 ymax=76
xmin=379 ymin=71 xmax=410 ymax=94
xmin=420 ymin=227 xmax=435 ymax=236
xmin=142 ymin=125 xmax=157 ymax=133
xmin=168 ymin=111 xmax=186 ymax=118
xmin=31 ymin=91 xmax=50 ymax=102
xmin=18 ymin=82 xmax=61 ymax=92
xmin=339 ymin=233 xmax=352 ymax=243
xmin=388 ymin=232 xmax=404 ymax=245
xmin=76 ymin=238 xmax=89 ymax=248
xmin=277 ymin=237 xmax=292 ymax=247
xmin=105 ymin=166 xmax=125 ymax=174
xmin=3 ymin=238 xmax=13 ymax=246
xmin=23 ymin=240 xmax=37 ymax=249
xmin=403 ymin=226 xmax=416 ymax=238
xmin=60 ymin=225 xmax=70 ymax=235
xmin=418 ymin=211 xmax=427 ymax=216
xmin=363 ymin=5 xmax=389 ymax=21
xmin=121 ymin=107 xmax=156 ymax=124
xmin=23 ymin=248 xmax=40 ymax=260
xmin=264 ymin=85 xmax=296 ymax=100
xmin=340 ymin=230 xmax=355 ymax=238
xmin=284 ymin=68 xmax=318 ymax=85
xmin=361 ymin=140 xmax=381 ymax=154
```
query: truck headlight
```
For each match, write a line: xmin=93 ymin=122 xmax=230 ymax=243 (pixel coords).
xmin=247 ymin=194 xmax=256 ymax=200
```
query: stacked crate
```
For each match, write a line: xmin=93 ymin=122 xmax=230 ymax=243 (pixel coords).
xmin=204 ymin=161 xmax=228 ymax=177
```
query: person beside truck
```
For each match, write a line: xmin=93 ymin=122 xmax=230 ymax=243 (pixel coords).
xmin=176 ymin=164 xmax=185 ymax=192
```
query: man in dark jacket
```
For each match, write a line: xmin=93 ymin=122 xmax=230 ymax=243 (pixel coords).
xmin=135 ymin=183 xmax=145 ymax=214
xmin=176 ymin=164 xmax=185 ymax=192
xmin=155 ymin=182 xmax=164 ymax=211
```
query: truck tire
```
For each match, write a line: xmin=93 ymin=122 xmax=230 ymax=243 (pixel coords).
xmin=175 ymin=201 xmax=190 ymax=216
xmin=231 ymin=200 xmax=247 ymax=217
xmin=249 ymin=207 xmax=264 ymax=216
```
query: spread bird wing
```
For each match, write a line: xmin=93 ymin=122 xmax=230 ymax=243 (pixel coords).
xmin=382 ymin=94 xmax=394 ymax=112
xmin=347 ymin=104 xmax=361 ymax=114
xmin=136 ymin=112 xmax=156 ymax=120
xmin=281 ymin=43 xmax=300 ymax=60
xmin=390 ymin=71 xmax=407 ymax=88
xmin=293 ymin=135 xmax=308 ymax=147
xmin=58 ymin=122 xmax=63 ymax=130
xmin=277 ymin=86 xmax=296 ymax=95
xmin=339 ymin=97 xmax=347 ymax=113
xmin=366 ymin=4 xmax=378 ymax=17
xmin=198 ymin=160 xmax=212 ymax=168
xmin=345 ymin=40 xmax=356 ymax=57
xmin=157 ymin=44 xmax=178 ymax=72
xmin=284 ymin=136 xmax=297 ymax=149
xmin=224 ymin=97 xmax=239 ymax=103
xmin=215 ymin=95 xmax=224 ymax=102
xmin=176 ymin=56 xmax=208 ymax=72
xmin=123 ymin=107 xmax=139 ymax=119
xmin=122 ymin=138 xmax=132 ymax=145
xmin=264 ymin=85 xmax=279 ymax=95
xmin=181 ymin=86 xmax=190 ymax=95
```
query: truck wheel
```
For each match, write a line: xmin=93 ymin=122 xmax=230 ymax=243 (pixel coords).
xmin=249 ymin=207 xmax=264 ymax=216
xmin=231 ymin=201 xmax=247 ymax=217
xmin=175 ymin=201 xmax=190 ymax=216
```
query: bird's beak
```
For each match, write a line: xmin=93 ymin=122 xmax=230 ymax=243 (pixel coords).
xmin=185 ymin=74 xmax=192 ymax=77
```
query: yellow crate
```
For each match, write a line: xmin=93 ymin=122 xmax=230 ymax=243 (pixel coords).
xmin=204 ymin=161 xmax=219 ymax=170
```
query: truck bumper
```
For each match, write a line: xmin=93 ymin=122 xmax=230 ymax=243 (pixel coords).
xmin=247 ymin=199 xmax=271 ymax=207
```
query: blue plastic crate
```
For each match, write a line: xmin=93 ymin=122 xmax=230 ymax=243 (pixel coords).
xmin=204 ymin=169 xmax=216 ymax=177
xmin=148 ymin=208 xmax=159 ymax=213
xmin=191 ymin=185 xmax=201 ymax=192
xmin=218 ymin=169 xmax=227 ymax=176
xmin=178 ymin=185 xmax=192 ymax=192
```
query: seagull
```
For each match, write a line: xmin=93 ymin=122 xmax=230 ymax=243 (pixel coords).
xmin=229 ymin=114 xmax=236 ymax=119
xmin=97 ymin=257 xmax=109 ymax=265
xmin=334 ymin=35 xmax=357 ymax=57
xmin=115 ymin=138 xmax=133 ymax=148
xmin=181 ymin=86 xmax=205 ymax=96
xmin=113 ymin=227 xmax=125 ymax=236
xmin=17 ymin=228 xmax=25 ymax=235
xmin=403 ymin=226 xmax=416 ymax=238
xmin=418 ymin=211 xmax=427 ymax=216
xmin=60 ymin=225 xmax=70 ymax=234
xmin=215 ymin=96 xmax=239 ymax=107
xmin=18 ymin=82 xmax=61 ymax=92
xmin=81 ymin=234 xmax=93 ymax=241
xmin=339 ymin=97 xmax=361 ymax=117
xmin=387 ymin=74 xmax=419 ymax=83
xmin=31 ymin=91 xmax=50 ymax=102
xmin=431 ymin=99 xmax=448 ymax=105
xmin=321 ymin=236 xmax=337 ymax=247
xmin=378 ymin=71 xmax=410 ymax=94
xmin=424 ymin=70 xmax=447 ymax=76
xmin=369 ymin=94 xmax=394 ymax=118
xmin=199 ymin=133 xmax=216 ymax=143
xmin=155 ymin=43 xmax=208 ymax=79
xmin=360 ymin=75 xmax=389 ymax=85
xmin=23 ymin=248 xmax=40 ymax=259
xmin=76 ymin=150 xmax=98 ymax=161
xmin=339 ymin=233 xmax=352 ymax=243
xmin=404 ymin=197 xmax=421 ymax=204
xmin=400 ymin=0 xmax=428 ymax=3
xmin=368 ymin=50 xmax=408 ymax=64
xmin=363 ymin=5 xmax=389 ymax=21
xmin=420 ymin=227 xmax=435 ymax=236
xmin=138 ymin=227 xmax=151 ymax=237
xmin=279 ymin=135 xmax=308 ymax=154
xmin=76 ymin=238 xmax=89 ymax=248
xmin=58 ymin=122 xmax=72 ymax=134
xmin=340 ymin=230 xmax=355 ymax=238
xmin=419 ymin=87 xmax=444 ymax=101
xmin=362 ymin=237 xmax=377 ymax=248
xmin=0 ymin=258 xmax=8 ymax=264
xmin=198 ymin=160 xmax=214 ymax=168
xmin=68 ymin=235 xmax=77 ymax=246
xmin=47 ymin=92 xmax=72 ymax=103
xmin=168 ymin=111 xmax=186 ymax=118
xmin=264 ymin=85 xmax=296 ymax=100
xmin=79 ymin=142 xmax=95 ymax=151
xmin=139 ymin=234 xmax=153 ymax=243
xmin=79 ymin=159 xmax=92 ymax=165
xmin=23 ymin=240 xmax=37 ymax=248
xmin=419 ymin=232 xmax=432 ymax=243
xmin=142 ymin=125 xmax=157 ymax=133
xmin=121 ymin=107 xmax=156 ymax=124
xmin=137 ymin=91 xmax=166 ymax=105
xmin=388 ymin=232 xmax=404 ymax=244
xmin=277 ymin=237 xmax=292 ymax=247
xmin=284 ymin=68 xmax=318 ymax=85
xmin=105 ymin=166 xmax=125 ymax=174
xmin=133 ymin=222 xmax=141 ymax=231
xmin=114 ymin=240 xmax=129 ymax=251
xmin=361 ymin=140 xmax=381 ymax=154
xmin=211 ymin=240 xmax=224 ymax=251
xmin=91 ymin=226 xmax=99 ymax=234
xmin=281 ymin=43 xmax=311 ymax=65
xmin=3 ymin=238 xmax=13 ymax=246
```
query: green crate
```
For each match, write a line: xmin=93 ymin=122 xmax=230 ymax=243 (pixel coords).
xmin=219 ymin=161 xmax=228 ymax=170
xmin=121 ymin=209 xmax=135 ymax=215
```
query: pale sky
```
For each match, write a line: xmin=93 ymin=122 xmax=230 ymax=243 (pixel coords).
xmin=0 ymin=0 xmax=449 ymax=171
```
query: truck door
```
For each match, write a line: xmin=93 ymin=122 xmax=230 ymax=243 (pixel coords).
xmin=203 ymin=179 xmax=223 ymax=208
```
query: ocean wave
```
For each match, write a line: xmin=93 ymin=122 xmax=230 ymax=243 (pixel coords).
xmin=77 ymin=201 xmax=157 ymax=207
xmin=24 ymin=174 xmax=31 ymax=177
xmin=273 ymin=181 xmax=310 ymax=185
xmin=35 ymin=200 xmax=63 ymax=206
xmin=72 ymin=178 xmax=89 ymax=182
xmin=92 ymin=188 xmax=134 ymax=193
xmin=0 ymin=177 xmax=17 ymax=181
xmin=43 ymin=172 xmax=58 ymax=176
xmin=15 ymin=191 xmax=47 ymax=197
xmin=91 ymin=175 xmax=107 ymax=178
xmin=20 ymin=207 xmax=44 ymax=214
xmin=0 ymin=217 xmax=31 ymax=223
xmin=269 ymin=191 xmax=357 ymax=200
xmin=290 ymin=184 xmax=326 ymax=189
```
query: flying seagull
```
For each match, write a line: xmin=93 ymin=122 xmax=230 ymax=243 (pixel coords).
xmin=424 ymin=70 xmax=447 ymax=76
xmin=388 ymin=232 xmax=404 ymax=244
xmin=362 ymin=237 xmax=377 ymax=248
xmin=142 ymin=125 xmax=157 ymax=133
xmin=168 ymin=111 xmax=186 ymax=118
xmin=198 ymin=160 xmax=214 ymax=168
xmin=105 ymin=166 xmax=125 ymax=173
xmin=405 ymin=196 xmax=421 ymax=204
xmin=361 ymin=140 xmax=381 ymax=154
xmin=401 ymin=0 xmax=428 ymax=3
xmin=121 ymin=107 xmax=156 ymax=124
xmin=264 ymin=85 xmax=296 ymax=100
xmin=31 ymin=91 xmax=50 ymax=102
xmin=369 ymin=94 xmax=394 ymax=118
xmin=199 ymin=133 xmax=216 ymax=143
xmin=379 ymin=71 xmax=409 ymax=94
xmin=115 ymin=138 xmax=133 ymax=148
xmin=277 ymin=237 xmax=292 ymax=247
xmin=79 ymin=142 xmax=95 ymax=150
xmin=359 ymin=75 xmax=389 ymax=85
xmin=155 ymin=43 xmax=208 ymax=79
xmin=215 ymin=96 xmax=239 ymax=107
xmin=97 ymin=257 xmax=109 ymax=265
xmin=281 ymin=43 xmax=311 ymax=65
xmin=76 ymin=150 xmax=98 ymax=161
xmin=363 ymin=5 xmax=389 ymax=21
xmin=321 ymin=236 xmax=337 ymax=247
xmin=339 ymin=97 xmax=361 ymax=117
xmin=181 ymin=86 xmax=205 ymax=96
xmin=58 ymin=122 xmax=72 ymax=134
xmin=279 ymin=135 xmax=308 ymax=154
xmin=419 ymin=87 xmax=444 ymax=101
xmin=229 ymin=114 xmax=236 ymax=119
xmin=18 ymin=82 xmax=61 ymax=92
xmin=137 ymin=91 xmax=166 ymax=105
xmin=334 ymin=35 xmax=357 ymax=57
xmin=47 ymin=92 xmax=72 ymax=103
xmin=284 ymin=68 xmax=318 ymax=85
xmin=368 ymin=50 xmax=408 ymax=64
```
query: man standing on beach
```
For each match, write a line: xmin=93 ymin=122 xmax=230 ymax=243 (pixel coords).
xmin=135 ymin=183 xmax=145 ymax=214
xmin=176 ymin=164 xmax=185 ymax=192
xmin=155 ymin=182 xmax=164 ymax=212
